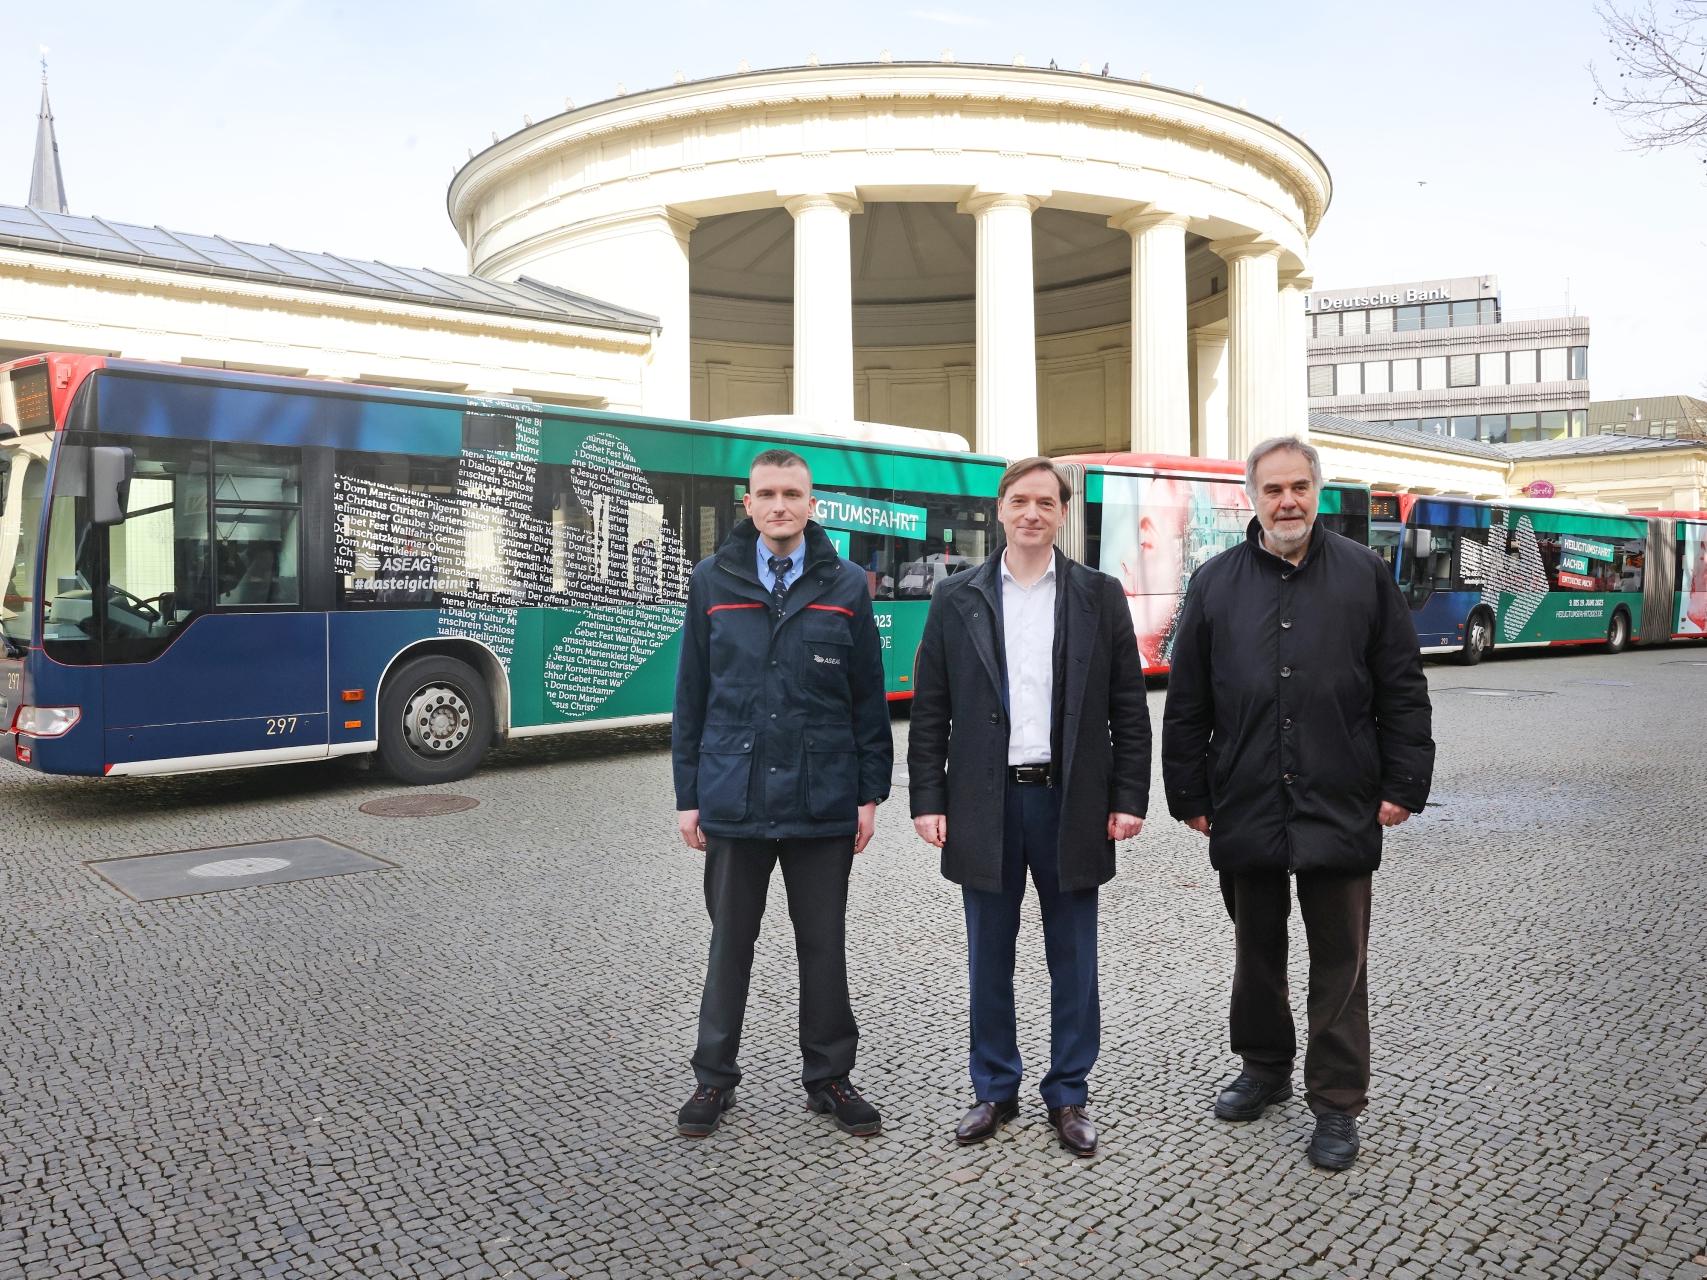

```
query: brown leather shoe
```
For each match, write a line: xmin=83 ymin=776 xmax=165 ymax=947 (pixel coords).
xmin=1047 ymin=1105 xmax=1097 ymax=1156
xmin=954 ymin=1098 xmax=1019 ymax=1144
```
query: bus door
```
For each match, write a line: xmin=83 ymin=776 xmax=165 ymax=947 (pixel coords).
xmin=95 ymin=439 xmax=329 ymax=773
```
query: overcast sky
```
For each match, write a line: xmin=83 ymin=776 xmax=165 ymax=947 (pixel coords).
xmin=9 ymin=0 xmax=1703 ymax=398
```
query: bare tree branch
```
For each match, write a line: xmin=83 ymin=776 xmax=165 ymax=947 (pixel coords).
xmin=1591 ymin=0 xmax=1707 ymax=155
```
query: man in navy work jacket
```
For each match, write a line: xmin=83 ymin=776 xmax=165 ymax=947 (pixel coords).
xmin=908 ymin=456 xmax=1151 ymax=1157
xmin=671 ymin=447 xmax=893 ymax=1139
xmin=1162 ymin=434 xmax=1434 ymax=1171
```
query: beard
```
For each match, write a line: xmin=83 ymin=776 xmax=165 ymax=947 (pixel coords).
xmin=1263 ymin=518 xmax=1313 ymax=555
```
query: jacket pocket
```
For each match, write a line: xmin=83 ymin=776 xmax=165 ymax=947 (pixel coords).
xmin=697 ymin=724 xmax=755 ymax=823
xmin=804 ymin=723 xmax=858 ymax=819
xmin=801 ymin=611 xmax=853 ymax=685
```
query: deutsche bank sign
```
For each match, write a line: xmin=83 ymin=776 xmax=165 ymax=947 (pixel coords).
xmin=1306 ymin=285 xmax=1452 ymax=312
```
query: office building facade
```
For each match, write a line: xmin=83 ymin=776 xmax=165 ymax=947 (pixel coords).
xmin=1306 ymin=274 xmax=1590 ymax=446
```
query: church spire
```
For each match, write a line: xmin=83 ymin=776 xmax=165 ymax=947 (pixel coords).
xmin=28 ymin=50 xmax=68 ymax=215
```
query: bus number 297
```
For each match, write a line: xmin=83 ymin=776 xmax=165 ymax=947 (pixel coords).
xmin=265 ymin=717 xmax=299 ymax=736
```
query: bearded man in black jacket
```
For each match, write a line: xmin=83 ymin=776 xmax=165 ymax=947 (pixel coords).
xmin=1162 ymin=435 xmax=1434 ymax=1170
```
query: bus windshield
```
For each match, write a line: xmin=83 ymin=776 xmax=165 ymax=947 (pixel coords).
xmin=0 ymin=436 xmax=53 ymax=655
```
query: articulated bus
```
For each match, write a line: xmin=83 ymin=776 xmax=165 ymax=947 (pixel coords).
xmin=1370 ymin=491 xmax=1707 ymax=663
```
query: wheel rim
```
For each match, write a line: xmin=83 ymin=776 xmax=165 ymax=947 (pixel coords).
xmin=1612 ymin=617 xmax=1626 ymax=645
xmin=402 ymin=681 xmax=473 ymax=760
xmin=1470 ymin=619 xmax=1488 ymax=654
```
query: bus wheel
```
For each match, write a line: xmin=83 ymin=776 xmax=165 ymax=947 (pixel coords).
xmin=1605 ymin=610 xmax=1630 ymax=654
xmin=377 ymin=655 xmax=494 ymax=785
xmin=1459 ymin=610 xmax=1493 ymax=666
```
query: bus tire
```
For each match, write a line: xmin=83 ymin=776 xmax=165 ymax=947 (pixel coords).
xmin=377 ymin=655 xmax=494 ymax=785
xmin=1459 ymin=609 xmax=1493 ymax=666
xmin=1605 ymin=609 xmax=1630 ymax=654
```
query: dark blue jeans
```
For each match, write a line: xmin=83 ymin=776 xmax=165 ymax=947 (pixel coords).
xmin=961 ymin=780 xmax=1101 ymax=1108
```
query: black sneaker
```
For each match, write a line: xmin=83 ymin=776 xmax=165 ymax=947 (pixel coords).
xmin=1307 ymin=1112 xmax=1360 ymax=1169
xmin=676 ymin=1084 xmax=735 ymax=1137
xmin=1213 ymin=1070 xmax=1293 ymax=1121
xmin=806 ymin=1078 xmax=881 ymax=1136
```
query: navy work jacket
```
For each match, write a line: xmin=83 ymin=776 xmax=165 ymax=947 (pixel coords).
xmin=672 ymin=519 xmax=893 ymax=840
xmin=1161 ymin=518 xmax=1435 ymax=875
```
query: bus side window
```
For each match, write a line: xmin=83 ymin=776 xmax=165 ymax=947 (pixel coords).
xmin=213 ymin=443 xmax=301 ymax=607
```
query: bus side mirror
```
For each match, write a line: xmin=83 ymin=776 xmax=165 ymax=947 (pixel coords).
xmin=1411 ymin=528 xmax=1430 ymax=559
xmin=90 ymin=446 xmax=134 ymax=526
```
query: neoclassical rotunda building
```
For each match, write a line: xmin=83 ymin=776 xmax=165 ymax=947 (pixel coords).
xmin=448 ymin=60 xmax=1331 ymax=462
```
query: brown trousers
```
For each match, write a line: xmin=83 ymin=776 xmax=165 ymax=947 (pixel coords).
xmin=1218 ymin=870 xmax=1373 ymax=1117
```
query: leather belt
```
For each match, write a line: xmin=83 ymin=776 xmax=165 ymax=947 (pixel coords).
xmin=1008 ymin=764 xmax=1051 ymax=785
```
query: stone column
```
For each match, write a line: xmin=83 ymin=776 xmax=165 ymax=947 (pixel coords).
xmin=1192 ymin=326 xmax=1230 ymax=459
xmin=1279 ymin=270 xmax=1312 ymax=440
xmin=1112 ymin=209 xmax=1191 ymax=456
xmin=959 ymin=192 xmax=1044 ymax=458
xmin=1213 ymin=238 xmax=1284 ymax=463
xmin=784 ymin=193 xmax=861 ymax=422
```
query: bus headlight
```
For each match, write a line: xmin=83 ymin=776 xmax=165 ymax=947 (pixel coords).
xmin=11 ymin=706 xmax=81 ymax=738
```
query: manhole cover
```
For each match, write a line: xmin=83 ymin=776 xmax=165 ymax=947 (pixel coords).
xmin=359 ymin=793 xmax=480 ymax=817
xmin=1436 ymin=687 xmax=1552 ymax=699
xmin=89 ymin=837 xmax=392 ymax=902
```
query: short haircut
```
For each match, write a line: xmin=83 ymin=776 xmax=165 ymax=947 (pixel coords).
xmin=997 ymin=456 xmax=1072 ymax=504
xmin=1244 ymin=435 xmax=1323 ymax=500
xmin=748 ymin=447 xmax=811 ymax=483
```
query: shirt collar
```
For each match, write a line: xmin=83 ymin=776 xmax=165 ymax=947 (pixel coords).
xmin=758 ymin=537 xmax=806 ymax=578
xmin=1000 ymin=548 xmax=1057 ymax=586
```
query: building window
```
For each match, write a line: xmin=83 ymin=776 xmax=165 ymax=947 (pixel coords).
xmin=1391 ymin=359 xmax=1419 ymax=393
xmin=1422 ymin=417 xmax=1448 ymax=435
xmin=1308 ymin=365 xmax=1334 ymax=397
xmin=1363 ymin=361 xmax=1390 ymax=393
xmin=1450 ymin=416 xmax=1478 ymax=439
xmin=1420 ymin=356 xmax=1447 ymax=390
xmin=1480 ymin=415 xmax=1509 ymax=443
xmin=1479 ymin=352 xmax=1506 ymax=386
xmin=1571 ymin=409 xmax=1588 ymax=436
xmin=1396 ymin=305 xmax=1423 ymax=332
xmin=1448 ymin=354 xmax=1478 ymax=388
xmin=1509 ymin=412 xmax=1538 ymax=442
xmin=1341 ymin=309 xmax=1368 ymax=337
xmin=1540 ymin=410 xmax=1569 ymax=439
xmin=1539 ymin=348 xmax=1568 ymax=382
xmin=1368 ymin=307 xmax=1394 ymax=333
xmin=1313 ymin=313 xmax=1339 ymax=339
xmin=1665 ymin=422 xmax=1679 ymax=438
xmin=1394 ymin=419 xmax=1420 ymax=432
xmin=1423 ymin=302 xmax=1450 ymax=329
xmin=1508 ymin=350 xmax=1537 ymax=384
xmin=1479 ymin=298 xmax=1499 ymax=324
xmin=1569 ymin=346 xmax=1588 ymax=379
xmin=1451 ymin=300 xmax=1480 ymax=326
xmin=1335 ymin=362 xmax=1363 ymax=395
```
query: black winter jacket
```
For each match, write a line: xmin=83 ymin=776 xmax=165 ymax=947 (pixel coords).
xmin=1161 ymin=519 xmax=1434 ymax=874
xmin=672 ymin=519 xmax=893 ymax=839
xmin=907 ymin=550 xmax=1151 ymax=893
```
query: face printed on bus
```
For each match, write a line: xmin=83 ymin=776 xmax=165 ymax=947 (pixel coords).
xmin=1251 ymin=447 xmax=1318 ymax=559
xmin=745 ymin=462 xmax=813 ymax=556
xmin=997 ymin=467 xmax=1067 ymax=555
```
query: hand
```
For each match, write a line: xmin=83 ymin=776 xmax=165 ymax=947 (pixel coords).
xmin=1378 ymin=801 xmax=1411 ymax=828
xmin=1107 ymin=812 xmax=1144 ymax=841
xmin=1183 ymin=815 xmax=1211 ymax=836
xmin=913 ymin=814 xmax=946 ymax=848
xmin=677 ymin=809 xmax=706 ymax=851
xmin=854 ymin=802 xmax=877 ymax=854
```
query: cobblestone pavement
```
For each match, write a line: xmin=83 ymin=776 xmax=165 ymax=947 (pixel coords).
xmin=3 ymin=647 xmax=1706 ymax=1280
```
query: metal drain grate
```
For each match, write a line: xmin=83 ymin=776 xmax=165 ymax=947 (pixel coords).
xmin=359 ymin=793 xmax=480 ymax=817
xmin=89 ymin=837 xmax=393 ymax=902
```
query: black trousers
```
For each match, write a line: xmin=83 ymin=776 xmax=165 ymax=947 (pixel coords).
xmin=1219 ymin=870 xmax=1373 ymax=1117
xmin=691 ymin=835 xmax=857 ymax=1093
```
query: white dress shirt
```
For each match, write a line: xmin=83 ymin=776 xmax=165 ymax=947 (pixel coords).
xmin=999 ymin=550 xmax=1057 ymax=765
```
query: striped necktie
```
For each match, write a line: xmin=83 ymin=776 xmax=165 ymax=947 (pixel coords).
xmin=768 ymin=554 xmax=792 ymax=618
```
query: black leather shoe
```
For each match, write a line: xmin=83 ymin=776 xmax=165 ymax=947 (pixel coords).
xmin=1214 ymin=1071 xmax=1293 ymax=1121
xmin=676 ymin=1084 xmax=735 ymax=1137
xmin=806 ymin=1078 xmax=881 ymax=1136
xmin=1047 ymin=1105 xmax=1097 ymax=1156
xmin=1307 ymin=1112 xmax=1360 ymax=1169
xmin=954 ymin=1098 xmax=1020 ymax=1144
